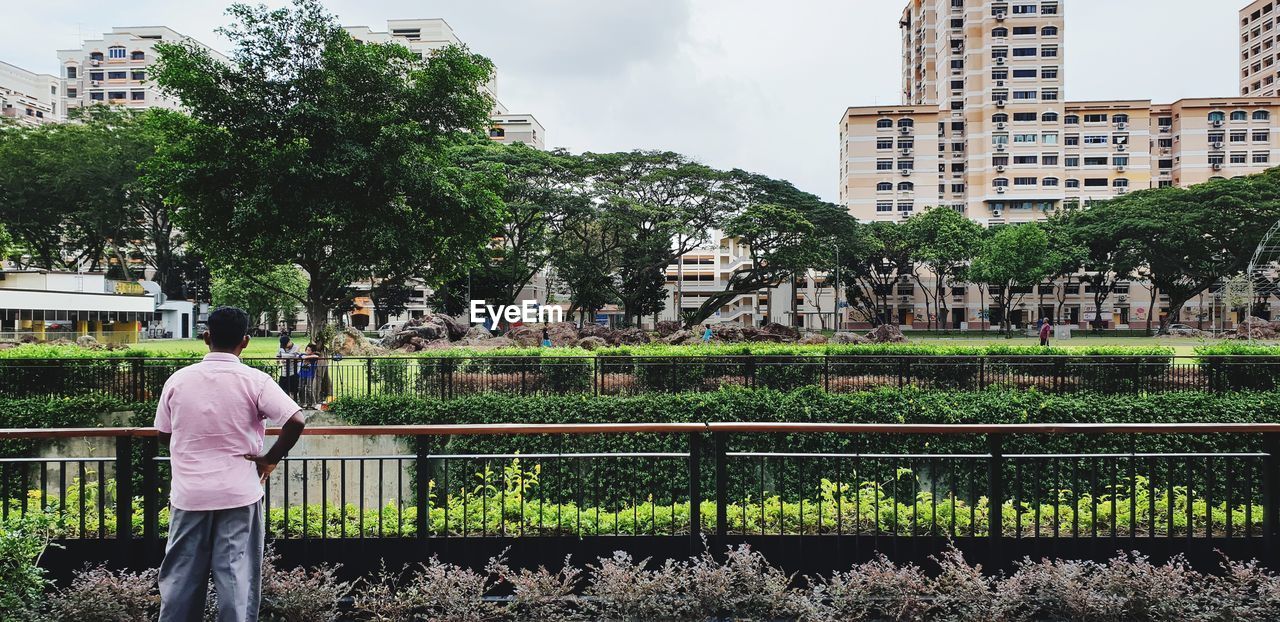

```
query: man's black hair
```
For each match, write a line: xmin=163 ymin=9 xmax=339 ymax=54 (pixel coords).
xmin=279 ymin=334 xmax=291 ymax=348
xmin=207 ymin=306 xmax=250 ymax=350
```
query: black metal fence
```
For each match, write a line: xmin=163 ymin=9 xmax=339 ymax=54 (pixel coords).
xmin=4 ymin=423 xmax=1279 ymax=581
xmin=2 ymin=355 xmax=1279 ymax=400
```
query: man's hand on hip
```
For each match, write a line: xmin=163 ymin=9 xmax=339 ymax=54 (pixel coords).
xmin=244 ymin=455 xmax=277 ymax=483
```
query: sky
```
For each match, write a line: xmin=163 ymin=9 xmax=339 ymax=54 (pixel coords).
xmin=0 ymin=1 xmax=1247 ymax=202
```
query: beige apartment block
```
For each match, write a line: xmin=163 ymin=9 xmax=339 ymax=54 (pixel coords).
xmin=1241 ymin=0 xmax=1279 ymax=96
xmin=0 ymin=60 xmax=58 ymax=125
xmin=57 ymin=27 xmax=226 ymax=113
xmin=343 ymin=19 xmax=545 ymax=149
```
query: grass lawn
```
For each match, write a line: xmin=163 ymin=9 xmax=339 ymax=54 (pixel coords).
xmin=129 ymin=334 xmax=1218 ymax=358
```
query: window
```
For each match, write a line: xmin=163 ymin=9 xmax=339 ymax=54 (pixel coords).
xmin=1014 ymin=177 xmax=1037 ymax=186
xmin=130 ymin=50 xmax=145 ymax=61
xmin=1041 ymin=26 xmax=1059 ymax=36
xmin=992 ymin=113 xmax=1009 ymax=123
xmin=1255 ymin=110 xmax=1272 ymax=120
xmin=992 ymin=69 xmax=1009 ymax=80
xmin=898 ymin=118 xmax=915 ymax=128
xmin=1013 ymin=68 xmax=1038 ymax=78
xmin=1084 ymin=178 xmax=1109 ymax=187
xmin=992 ymin=48 xmax=1009 ymax=59
xmin=89 ymin=52 xmax=104 ymax=61
xmin=90 ymin=91 xmax=104 ymax=101
xmin=1064 ymin=114 xmax=1079 ymax=124
xmin=1232 ymin=110 xmax=1249 ymax=121
xmin=898 ymin=201 xmax=915 ymax=212
xmin=489 ymin=127 xmax=505 ymax=137
xmin=1113 ymin=114 xmax=1129 ymax=124
xmin=1043 ymin=177 xmax=1060 ymax=187
xmin=89 ymin=71 xmax=103 ymax=81
xmin=1043 ymin=154 xmax=1060 ymax=165
xmin=66 ymin=88 xmax=77 ymax=98
xmin=65 ymin=66 xmax=77 ymax=79
xmin=1113 ymin=156 xmax=1129 ymax=167
xmin=1041 ymin=67 xmax=1059 ymax=79
xmin=950 ymin=80 xmax=965 ymax=91
xmin=1255 ymin=130 xmax=1271 ymax=142
xmin=877 ymin=201 xmax=894 ymax=212
xmin=1065 ymin=156 xmax=1080 ymax=167
xmin=1013 ymin=134 xmax=1038 ymax=143
xmin=877 ymin=138 xmax=894 ymax=149
xmin=130 ymin=91 xmax=145 ymax=101
xmin=877 ymin=118 xmax=893 ymax=128
xmin=1255 ymin=152 xmax=1272 ymax=164
xmin=993 ymin=134 xmax=1010 ymax=144
xmin=1158 ymin=159 xmax=1173 ymax=169
xmin=1065 ymin=135 xmax=1080 ymax=146
xmin=993 ymin=155 xmax=1010 ymax=166
xmin=1042 ymin=3 xmax=1059 ymax=15
xmin=107 ymin=71 xmax=126 ymax=80
xmin=1083 ymin=135 xmax=1109 ymax=145
xmin=898 ymin=160 xmax=914 ymax=170
xmin=1209 ymin=154 xmax=1225 ymax=165
xmin=992 ymin=27 xmax=1009 ymax=37
xmin=1158 ymin=117 xmax=1173 ymax=128
xmin=1042 ymin=111 xmax=1059 ymax=122
xmin=1208 ymin=111 xmax=1227 ymax=122
xmin=876 ymin=160 xmax=894 ymax=170
xmin=1013 ymin=155 xmax=1039 ymax=164
xmin=898 ymin=182 xmax=914 ymax=191
xmin=993 ymin=178 xmax=1010 ymax=187
xmin=1013 ymin=47 xmax=1038 ymax=57
xmin=1013 ymin=112 xmax=1037 ymax=121
xmin=1113 ymin=178 xmax=1130 ymax=188
xmin=131 ymin=70 xmax=146 ymax=81
xmin=1013 ymin=26 xmax=1037 ymax=35
xmin=1084 ymin=156 xmax=1108 ymax=166
xmin=1065 ymin=179 xmax=1080 ymax=188
xmin=1041 ymin=89 xmax=1060 ymax=101
xmin=1012 ymin=90 xmax=1037 ymax=100
xmin=1083 ymin=114 xmax=1108 ymax=123
xmin=1041 ymin=46 xmax=1059 ymax=58
xmin=1210 ymin=132 xmax=1226 ymax=143
xmin=877 ymin=182 xmax=893 ymax=191
xmin=1232 ymin=131 xmax=1248 ymax=143
xmin=1042 ymin=134 xmax=1059 ymax=145
xmin=1232 ymin=152 xmax=1249 ymax=164
xmin=108 ymin=47 xmax=126 ymax=59
xmin=1013 ymin=4 xmax=1038 ymax=14
xmin=108 ymin=91 xmax=126 ymax=100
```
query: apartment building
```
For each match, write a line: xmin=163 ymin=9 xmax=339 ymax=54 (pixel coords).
xmin=835 ymin=0 xmax=1280 ymax=330
xmin=1242 ymin=0 xmax=1279 ymax=96
xmin=0 ymin=60 xmax=58 ymax=125
xmin=56 ymin=27 xmax=226 ymax=113
xmin=343 ymin=19 xmax=545 ymax=149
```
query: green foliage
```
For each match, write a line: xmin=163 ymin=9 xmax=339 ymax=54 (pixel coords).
xmin=0 ymin=513 xmax=56 ymax=622
xmin=211 ymin=264 xmax=307 ymax=328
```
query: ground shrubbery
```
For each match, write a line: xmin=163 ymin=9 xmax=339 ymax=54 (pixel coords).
xmin=14 ymin=539 xmax=1280 ymax=621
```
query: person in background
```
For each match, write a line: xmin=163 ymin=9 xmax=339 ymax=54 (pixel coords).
xmin=1039 ymin=318 xmax=1052 ymax=347
xmin=298 ymin=343 xmax=320 ymax=407
xmin=702 ymin=324 xmax=713 ymax=343
xmin=276 ymin=335 xmax=300 ymax=399
xmin=541 ymin=327 xmax=552 ymax=348
xmin=155 ymin=307 xmax=305 ymax=621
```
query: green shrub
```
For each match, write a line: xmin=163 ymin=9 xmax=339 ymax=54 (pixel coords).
xmin=0 ymin=513 xmax=56 ymax=622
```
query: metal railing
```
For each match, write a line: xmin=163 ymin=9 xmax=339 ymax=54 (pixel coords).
xmin=2 ymin=355 xmax=1278 ymax=400
xmin=3 ymin=423 xmax=1279 ymax=577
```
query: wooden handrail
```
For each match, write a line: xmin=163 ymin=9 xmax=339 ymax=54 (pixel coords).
xmin=3 ymin=422 xmax=1280 ymax=439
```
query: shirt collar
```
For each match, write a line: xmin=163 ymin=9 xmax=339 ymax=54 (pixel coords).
xmin=203 ymin=352 xmax=241 ymax=363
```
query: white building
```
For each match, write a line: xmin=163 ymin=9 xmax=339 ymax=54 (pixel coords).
xmin=0 ymin=60 xmax=59 ymax=125
xmin=57 ymin=26 xmax=227 ymax=113
xmin=0 ymin=270 xmax=157 ymax=343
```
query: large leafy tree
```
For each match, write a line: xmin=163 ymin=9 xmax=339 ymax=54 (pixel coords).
xmin=839 ymin=221 xmax=914 ymax=326
xmin=904 ymin=207 xmax=983 ymax=330
xmin=968 ymin=222 xmax=1054 ymax=334
xmin=211 ymin=265 xmax=307 ymax=331
xmin=1092 ymin=173 xmax=1280 ymax=333
xmin=1049 ymin=206 xmax=1138 ymax=330
xmin=682 ymin=171 xmax=858 ymax=327
xmin=149 ymin=0 xmax=504 ymax=339
xmin=584 ymin=151 xmax=725 ymax=326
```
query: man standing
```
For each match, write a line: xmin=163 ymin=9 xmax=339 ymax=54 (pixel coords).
xmin=276 ymin=335 xmax=301 ymax=399
xmin=156 ymin=307 xmax=306 ymax=621
xmin=1039 ymin=318 xmax=1052 ymax=347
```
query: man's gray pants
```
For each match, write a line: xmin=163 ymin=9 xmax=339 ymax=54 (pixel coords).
xmin=158 ymin=500 xmax=264 ymax=622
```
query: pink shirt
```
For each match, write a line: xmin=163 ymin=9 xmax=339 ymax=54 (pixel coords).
xmin=154 ymin=352 xmax=301 ymax=511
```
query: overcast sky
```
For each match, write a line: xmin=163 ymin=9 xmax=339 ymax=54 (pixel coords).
xmin=0 ymin=1 xmax=1247 ymax=202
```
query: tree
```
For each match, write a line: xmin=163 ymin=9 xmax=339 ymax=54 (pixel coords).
xmin=211 ymin=265 xmax=307 ymax=332
xmin=548 ymin=217 xmax=621 ymax=324
xmin=583 ymin=151 xmax=726 ymax=326
xmin=450 ymin=142 xmax=588 ymax=314
xmin=904 ymin=207 xmax=984 ymax=330
xmin=840 ymin=221 xmax=913 ymax=326
xmin=0 ymin=223 xmax=12 ymax=265
xmin=968 ymin=223 xmax=1054 ymax=334
xmin=1094 ymin=173 xmax=1280 ymax=334
xmin=149 ymin=0 xmax=504 ymax=340
xmin=367 ymin=277 xmax=416 ymax=328
xmin=682 ymin=171 xmax=857 ymax=327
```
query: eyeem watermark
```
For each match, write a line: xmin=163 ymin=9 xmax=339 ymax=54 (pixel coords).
xmin=470 ymin=300 xmax=563 ymax=325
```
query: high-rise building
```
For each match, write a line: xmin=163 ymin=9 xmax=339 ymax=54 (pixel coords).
xmin=841 ymin=0 xmax=1280 ymax=226
xmin=343 ymin=19 xmax=545 ymax=149
xmin=0 ymin=60 xmax=59 ymax=125
xmin=56 ymin=27 xmax=227 ymax=113
xmin=1241 ymin=0 xmax=1279 ymax=96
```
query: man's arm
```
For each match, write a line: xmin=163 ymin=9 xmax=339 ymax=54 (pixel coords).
xmin=245 ymin=411 xmax=306 ymax=482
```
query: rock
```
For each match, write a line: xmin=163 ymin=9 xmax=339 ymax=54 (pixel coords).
xmin=830 ymin=332 xmax=870 ymax=345
xmin=616 ymin=327 xmax=652 ymax=345
xmin=865 ymin=324 xmax=908 ymax=344
xmin=484 ymin=337 xmax=516 ymax=349
xmin=463 ymin=325 xmax=493 ymax=340
xmin=76 ymin=335 xmax=100 ymax=348
xmin=546 ymin=322 xmax=580 ymax=347
xmin=746 ymin=333 xmax=786 ymax=343
xmin=577 ymin=336 xmax=608 ymax=351
xmin=505 ymin=325 xmax=542 ymax=347
xmin=330 ymin=326 xmax=385 ymax=356
xmin=799 ymin=334 xmax=829 ymax=345
xmin=662 ymin=329 xmax=697 ymax=345
xmin=711 ymin=324 xmax=743 ymax=343
xmin=760 ymin=323 xmax=801 ymax=341
xmin=439 ymin=315 xmax=470 ymax=341
xmin=655 ymin=320 xmax=683 ymax=337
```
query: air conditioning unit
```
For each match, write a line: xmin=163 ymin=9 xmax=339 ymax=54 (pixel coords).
xmin=900 ymin=148 xmax=913 ymax=156
xmin=996 ymin=186 xmax=1007 ymax=194
xmin=90 ymin=80 xmax=100 ymax=87
xmin=1212 ymin=163 xmax=1224 ymax=170
xmin=1160 ymin=126 xmax=1171 ymax=133
xmin=995 ymin=11 xmax=1007 ymax=20
xmin=900 ymin=169 xmax=912 ymax=176
xmin=1117 ymin=144 xmax=1127 ymax=151
xmin=996 ymin=144 xmax=1007 ymax=151
xmin=1116 ymin=188 xmax=1128 ymax=195
xmin=1117 ymin=122 xmax=1128 ymax=130
xmin=899 ymin=296 xmax=911 ymax=303
xmin=992 ymin=209 xmax=1003 ymax=217
xmin=1212 ymin=142 xmax=1224 ymax=149
xmin=996 ymin=122 xmax=1007 ymax=129
xmin=996 ymin=80 xmax=1006 ymax=87
xmin=90 ymin=59 xmax=100 ymax=66
xmin=899 ymin=126 xmax=912 ymax=134
xmin=1161 ymin=148 xmax=1171 ymax=155
xmin=1212 ymin=120 xmax=1224 ymax=127
xmin=996 ymin=99 xmax=1007 ymax=107
xmin=995 ymin=164 xmax=1006 ymax=172
xmin=1116 ymin=166 xmax=1126 ymax=172
xmin=996 ymin=57 xmax=1007 ymax=65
